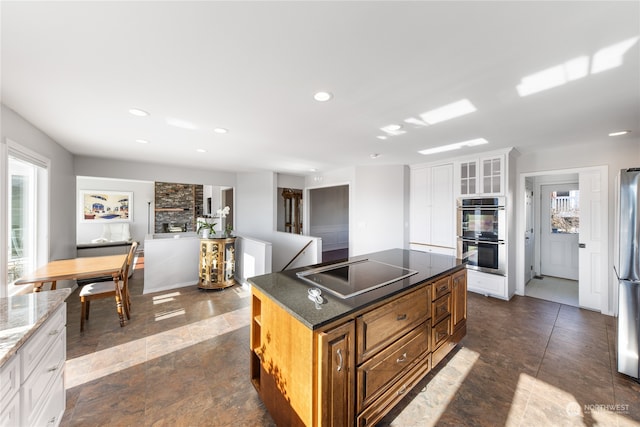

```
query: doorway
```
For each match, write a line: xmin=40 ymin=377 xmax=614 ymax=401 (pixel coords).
xmin=307 ymin=185 xmax=349 ymax=263
xmin=525 ymin=176 xmax=579 ymax=306
xmin=518 ymin=166 xmax=608 ymax=313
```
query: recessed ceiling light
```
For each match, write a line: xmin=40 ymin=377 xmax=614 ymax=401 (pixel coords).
xmin=128 ymin=108 xmax=149 ymax=117
xmin=309 ymin=168 xmax=318 ymax=172
xmin=196 ymin=148 xmax=207 ymax=153
xmin=419 ymin=138 xmax=488 ymax=156
xmin=377 ymin=136 xmax=388 ymax=140
xmin=314 ymin=91 xmax=333 ymax=102
xmin=380 ymin=124 xmax=406 ymax=136
xmin=609 ymin=130 xmax=631 ymax=136
xmin=370 ymin=153 xmax=380 ymax=159
xmin=214 ymin=127 xmax=228 ymax=134
xmin=135 ymin=139 xmax=149 ymax=144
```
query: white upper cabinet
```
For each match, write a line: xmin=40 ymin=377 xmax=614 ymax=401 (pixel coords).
xmin=480 ymin=156 xmax=504 ymax=195
xmin=456 ymin=154 xmax=505 ymax=196
xmin=459 ymin=160 xmax=478 ymax=196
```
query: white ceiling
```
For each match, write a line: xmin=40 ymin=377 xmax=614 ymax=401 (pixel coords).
xmin=2 ymin=1 xmax=639 ymax=175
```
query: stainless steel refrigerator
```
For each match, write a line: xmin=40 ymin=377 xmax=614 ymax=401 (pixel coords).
xmin=617 ymin=167 xmax=640 ymax=379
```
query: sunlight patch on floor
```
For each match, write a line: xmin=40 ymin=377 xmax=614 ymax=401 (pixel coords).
xmin=65 ymin=305 xmax=250 ymax=388
xmin=387 ymin=347 xmax=480 ymax=426
xmin=507 ymin=372 xmax=623 ymax=426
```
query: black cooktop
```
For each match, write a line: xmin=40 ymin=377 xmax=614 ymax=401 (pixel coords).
xmin=296 ymin=258 xmax=418 ymax=299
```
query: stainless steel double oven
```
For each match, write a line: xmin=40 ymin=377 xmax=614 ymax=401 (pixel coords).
xmin=457 ymin=197 xmax=506 ymax=275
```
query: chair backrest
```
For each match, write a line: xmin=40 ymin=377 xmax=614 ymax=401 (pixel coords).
xmin=118 ymin=241 xmax=138 ymax=288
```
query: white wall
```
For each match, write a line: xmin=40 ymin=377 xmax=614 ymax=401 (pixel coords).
xmin=1 ymin=105 xmax=76 ymax=262
xmin=74 ymin=155 xmax=236 ymax=187
xmin=303 ymin=165 xmax=410 ymax=257
xmin=236 ymin=171 xmax=277 ymax=236
xmin=352 ymin=165 xmax=408 ymax=256
xmin=277 ymin=173 xmax=305 ymax=189
xmin=76 ymin=176 xmax=154 ymax=244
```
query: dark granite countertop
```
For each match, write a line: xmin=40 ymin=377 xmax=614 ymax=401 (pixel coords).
xmin=248 ymin=248 xmax=465 ymax=330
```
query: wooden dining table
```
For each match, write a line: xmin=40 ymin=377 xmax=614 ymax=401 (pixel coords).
xmin=14 ymin=253 xmax=129 ymax=325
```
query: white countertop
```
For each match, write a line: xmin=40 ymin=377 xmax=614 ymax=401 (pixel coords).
xmin=0 ymin=289 xmax=71 ymax=366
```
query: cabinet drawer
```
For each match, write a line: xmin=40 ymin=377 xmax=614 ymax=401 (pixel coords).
xmin=431 ymin=294 xmax=451 ymax=326
xmin=432 ymin=315 xmax=452 ymax=350
xmin=20 ymin=305 xmax=66 ymax=381
xmin=0 ymin=388 xmax=20 ymax=427
xmin=0 ymin=353 xmax=20 ymax=405
xmin=431 ymin=276 xmax=451 ymax=300
xmin=357 ymin=323 xmax=431 ymax=412
xmin=22 ymin=329 xmax=66 ymax=426
xmin=32 ymin=369 xmax=65 ymax=427
xmin=356 ymin=352 xmax=432 ymax=427
xmin=357 ymin=287 xmax=430 ymax=363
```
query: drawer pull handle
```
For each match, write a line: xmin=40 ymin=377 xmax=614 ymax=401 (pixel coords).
xmin=397 ymin=314 xmax=407 ymax=321
xmin=396 ymin=352 xmax=407 ymax=363
xmin=397 ymin=385 xmax=407 ymax=395
xmin=48 ymin=417 xmax=56 ymax=425
xmin=336 ymin=349 xmax=343 ymax=372
xmin=47 ymin=366 xmax=58 ymax=372
xmin=439 ymin=285 xmax=448 ymax=292
xmin=49 ymin=329 xmax=59 ymax=336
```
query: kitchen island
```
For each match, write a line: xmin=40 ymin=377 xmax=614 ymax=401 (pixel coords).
xmin=248 ymin=248 xmax=467 ymax=427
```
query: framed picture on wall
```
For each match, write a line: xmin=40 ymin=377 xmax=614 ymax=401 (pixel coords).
xmin=80 ymin=190 xmax=133 ymax=223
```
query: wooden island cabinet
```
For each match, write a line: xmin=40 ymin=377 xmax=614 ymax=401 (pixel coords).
xmin=249 ymin=249 xmax=467 ymax=427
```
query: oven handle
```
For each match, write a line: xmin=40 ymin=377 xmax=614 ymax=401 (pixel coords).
xmin=456 ymin=206 xmax=505 ymax=210
xmin=458 ymin=238 xmax=505 ymax=245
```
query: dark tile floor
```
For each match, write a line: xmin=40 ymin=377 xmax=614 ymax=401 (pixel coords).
xmin=60 ymin=255 xmax=640 ymax=426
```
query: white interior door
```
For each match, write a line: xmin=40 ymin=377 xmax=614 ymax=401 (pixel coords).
xmin=540 ymin=184 xmax=579 ymax=280
xmin=578 ymin=169 xmax=606 ymax=311
xmin=524 ymin=183 xmax=535 ymax=283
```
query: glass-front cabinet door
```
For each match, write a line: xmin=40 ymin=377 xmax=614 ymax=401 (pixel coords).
xmin=481 ymin=156 xmax=503 ymax=195
xmin=459 ymin=160 xmax=477 ymax=196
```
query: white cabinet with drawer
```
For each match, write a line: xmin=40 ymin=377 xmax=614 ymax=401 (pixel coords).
xmin=0 ymin=291 xmax=69 ymax=427
xmin=0 ymin=353 xmax=21 ymax=427
xmin=467 ymin=269 xmax=508 ymax=300
xmin=20 ymin=303 xmax=67 ymax=427
xmin=0 ymin=303 xmax=67 ymax=427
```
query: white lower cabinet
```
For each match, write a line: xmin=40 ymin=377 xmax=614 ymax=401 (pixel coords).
xmin=0 ymin=303 xmax=67 ymax=427
xmin=467 ymin=269 xmax=508 ymax=300
xmin=0 ymin=389 xmax=20 ymax=427
xmin=0 ymin=352 xmax=21 ymax=427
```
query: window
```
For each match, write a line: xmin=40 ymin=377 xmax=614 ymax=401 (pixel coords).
xmin=550 ymin=189 xmax=579 ymax=234
xmin=4 ymin=141 xmax=49 ymax=296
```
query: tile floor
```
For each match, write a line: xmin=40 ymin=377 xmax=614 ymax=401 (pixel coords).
xmin=60 ymin=255 xmax=640 ymax=426
xmin=525 ymin=275 xmax=579 ymax=307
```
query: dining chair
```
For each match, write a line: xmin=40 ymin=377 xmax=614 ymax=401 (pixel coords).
xmin=79 ymin=241 xmax=138 ymax=332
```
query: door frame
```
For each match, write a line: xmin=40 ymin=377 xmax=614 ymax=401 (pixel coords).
xmin=304 ymin=182 xmax=351 ymax=257
xmin=516 ymin=165 xmax=609 ymax=313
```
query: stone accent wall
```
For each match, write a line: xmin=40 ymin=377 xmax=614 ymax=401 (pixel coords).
xmin=154 ymin=182 xmax=203 ymax=233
